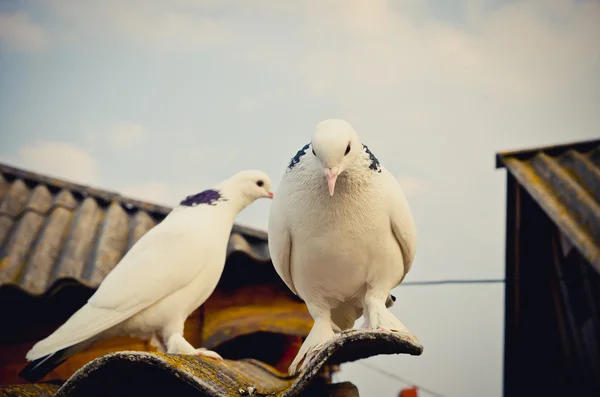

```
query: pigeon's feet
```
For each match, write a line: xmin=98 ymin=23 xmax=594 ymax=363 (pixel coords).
xmin=362 ymin=298 xmax=420 ymax=343
xmin=166 ymin=333 xmax=223 ymax=359
xmin=193 ymin=348 xmax=223 ymax=360
xmin=331 ymin=322 xmax=343 ymax=334
xmin=289 ymin=319 xmax=335 ymax=376
xmin=149 ymin=334 xmax=167 ymax=353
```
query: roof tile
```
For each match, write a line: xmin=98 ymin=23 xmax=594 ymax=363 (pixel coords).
xmin=0 ymin=162 xmax=271 ymax=296
xmin=497 ymin=139 xmax=600 ymax=272
xmin=47 ymin=330 xmax=422 ymax=397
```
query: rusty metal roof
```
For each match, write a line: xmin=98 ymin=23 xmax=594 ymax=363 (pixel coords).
xmin=0 ymin=162 xmax=270 ymax=296
xmin=0 ymin=330 xmax=422 ymax=397
xmin=496 ymin=138 xmax=600 ymax=274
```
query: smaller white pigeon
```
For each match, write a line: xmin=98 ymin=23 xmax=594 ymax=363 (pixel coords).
xmin=21 ymin=170 xmax=274 ymax=382
xmin=268 ymin=119 xmax=419 ymax=375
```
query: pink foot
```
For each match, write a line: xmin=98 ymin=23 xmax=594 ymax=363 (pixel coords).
xmin=194 ymin=348 xmax=223 ymax=360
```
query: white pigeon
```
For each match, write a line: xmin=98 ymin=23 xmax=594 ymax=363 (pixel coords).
xmin=268 ymin=119 xmax=418 ymax=375
xmin=21 ymin=170 xmax=274 ymax=381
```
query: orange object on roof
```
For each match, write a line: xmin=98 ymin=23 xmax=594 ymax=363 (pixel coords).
xmin=399 ymin=386 xmax=419 ymax=397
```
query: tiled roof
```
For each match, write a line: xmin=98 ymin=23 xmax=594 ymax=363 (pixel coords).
xmin=496 ymin=138 xmax=600 ymax=273
xmin=0 ymin=330 xmax=422 ymax=397
xmin=0 ymin=381 xmax=61 ymax=397
xmin=0 ymin=163 xmax=425 ymax=396
xmin=0 ymin=162 xmax=270 ymax=296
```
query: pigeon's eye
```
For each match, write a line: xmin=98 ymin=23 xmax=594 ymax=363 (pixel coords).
xmin=256 ymin=180 xmax=264 ymax=187
xmin=344 ymin=144 xmax=351 ymax=156
xmin=312 ymin=147 xmax=316 ymax=156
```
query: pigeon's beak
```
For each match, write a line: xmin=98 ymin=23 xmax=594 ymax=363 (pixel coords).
xmin=324 ymin=167 xmax=339 ymax=196
xmin=268 ymin=192 xmax=274 ymax=199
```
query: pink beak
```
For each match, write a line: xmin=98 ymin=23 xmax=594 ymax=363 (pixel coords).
xmin=324 ymin=167 xmax=339 ymax=196
xmin=268 ymin=192 xmax=274 ymax=199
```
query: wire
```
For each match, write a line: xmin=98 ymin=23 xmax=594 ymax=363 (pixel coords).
xmin=357 ymin=361 xmax=450 ymax=397
xmin=401 ymin=278 xmax=505 ymax=286
xmin=400 ymin=275 xmax=594 ymax=286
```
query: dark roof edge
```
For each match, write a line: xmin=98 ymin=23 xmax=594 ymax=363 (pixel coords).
xmin=53 ymin=330 xmax=423 ymax=397
xmin=495 ymin=138 xmax=600 ymax=169
xmin=0 ymin=162 xmax=268 ymax=239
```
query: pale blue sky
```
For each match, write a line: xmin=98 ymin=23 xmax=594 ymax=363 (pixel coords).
xmin=1 ymin=1 xmax=599 ymax=396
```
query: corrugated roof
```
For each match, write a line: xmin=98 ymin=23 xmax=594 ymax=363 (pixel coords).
xmin=0 ymin=163 xmax=425 ymax=396
xmin=0 ymin=162 xmax=270 ymax=296
xmin=0 ymin=330 xmax=422 ymax=397
xmin=496 ymin=138 xmax=600 ymax=274
xmin=0 ymin=381 xmax=61 ymax=397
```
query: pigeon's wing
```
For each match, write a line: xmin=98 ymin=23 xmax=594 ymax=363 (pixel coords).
xmin=268 ymin=189 xmax=298 ymax=296
xmin=88 ymin=222 xmax=205 ymax=311
xmin=383 ymin=169 xmax=418 ymax=281
xmin=27 ymin=218 xmax=208 ymax=360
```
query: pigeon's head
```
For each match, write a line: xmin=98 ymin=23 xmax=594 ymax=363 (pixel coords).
xmin=229 ymin=169 xmax=274 ymax=201
xmin=311 ymin=119 xmax=361 ymax=196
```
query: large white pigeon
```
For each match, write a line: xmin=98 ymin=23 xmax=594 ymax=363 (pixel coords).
xmin=21 ymin=170 xmax=274 ymax=381
xmin=268 ymin=119 xmax=418 ymax=375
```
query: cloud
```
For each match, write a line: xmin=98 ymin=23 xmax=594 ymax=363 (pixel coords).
xmin=397 ymin=176 xmax=427 ymax=197
xmin=0 ymin=11 xmax=47 ymax=52
xmin=44 ymin=0 xmax=232 ymax=52
xmin=119 ymin=181 xmax=198 ymax=207
xmin=8 ymin=142 xmax=99 ymax=183
xmin=107 ymin=123 xmax=146 ymax=151
xmin=230 ymin=0 xmax=599 ymax=164
xmin=239 ymin=97 xmax=260 ymax=112
xmin=119 ymin=182 xmax=171 ymax=205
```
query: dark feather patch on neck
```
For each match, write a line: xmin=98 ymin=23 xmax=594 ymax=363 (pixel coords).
xmin=288 ymin=143 xmax=310 ymax=170
xmin=363 ymin=144 xmax=382 ymax=172
xmin=180 ymin=189 xmax=227 ymax=207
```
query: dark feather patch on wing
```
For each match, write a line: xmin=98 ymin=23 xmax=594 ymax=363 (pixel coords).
xmin=362 ymin=144 xmax=382 ymax=173
xmin=288 ymin=143 xmax=311 ymax=170
xmin=180 ymin=189 xmax=227 ymax=207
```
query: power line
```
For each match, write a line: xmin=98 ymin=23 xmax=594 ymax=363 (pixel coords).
xmin=401 ymin=278 xmax=505 ymax=286
xmin=400 ymin=275 xmax=593 ymax=286
xmin=358 ymin=361 xmax=450 ymax=397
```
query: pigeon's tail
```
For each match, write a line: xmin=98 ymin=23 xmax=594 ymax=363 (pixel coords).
xmin=20 ymin=303 xmax=131 ymax=381
xmin=19 ymin=339 xmax=94 ymax=382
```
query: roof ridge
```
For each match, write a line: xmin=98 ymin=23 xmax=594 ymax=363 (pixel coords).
xmin=0 ymin=162 xmax=267 ymax=236
xmin=495 ymin=138 xmax=600 ymax=169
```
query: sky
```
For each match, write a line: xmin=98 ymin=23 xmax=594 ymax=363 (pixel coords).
xmin=1 ymin=0 xmax=599 ymax=395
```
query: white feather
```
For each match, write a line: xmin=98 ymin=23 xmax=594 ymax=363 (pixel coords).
xmin=25 ymin=169 xmax=274 ymax=370
xmin=268 ymin=119 xmax=419 ymax=375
